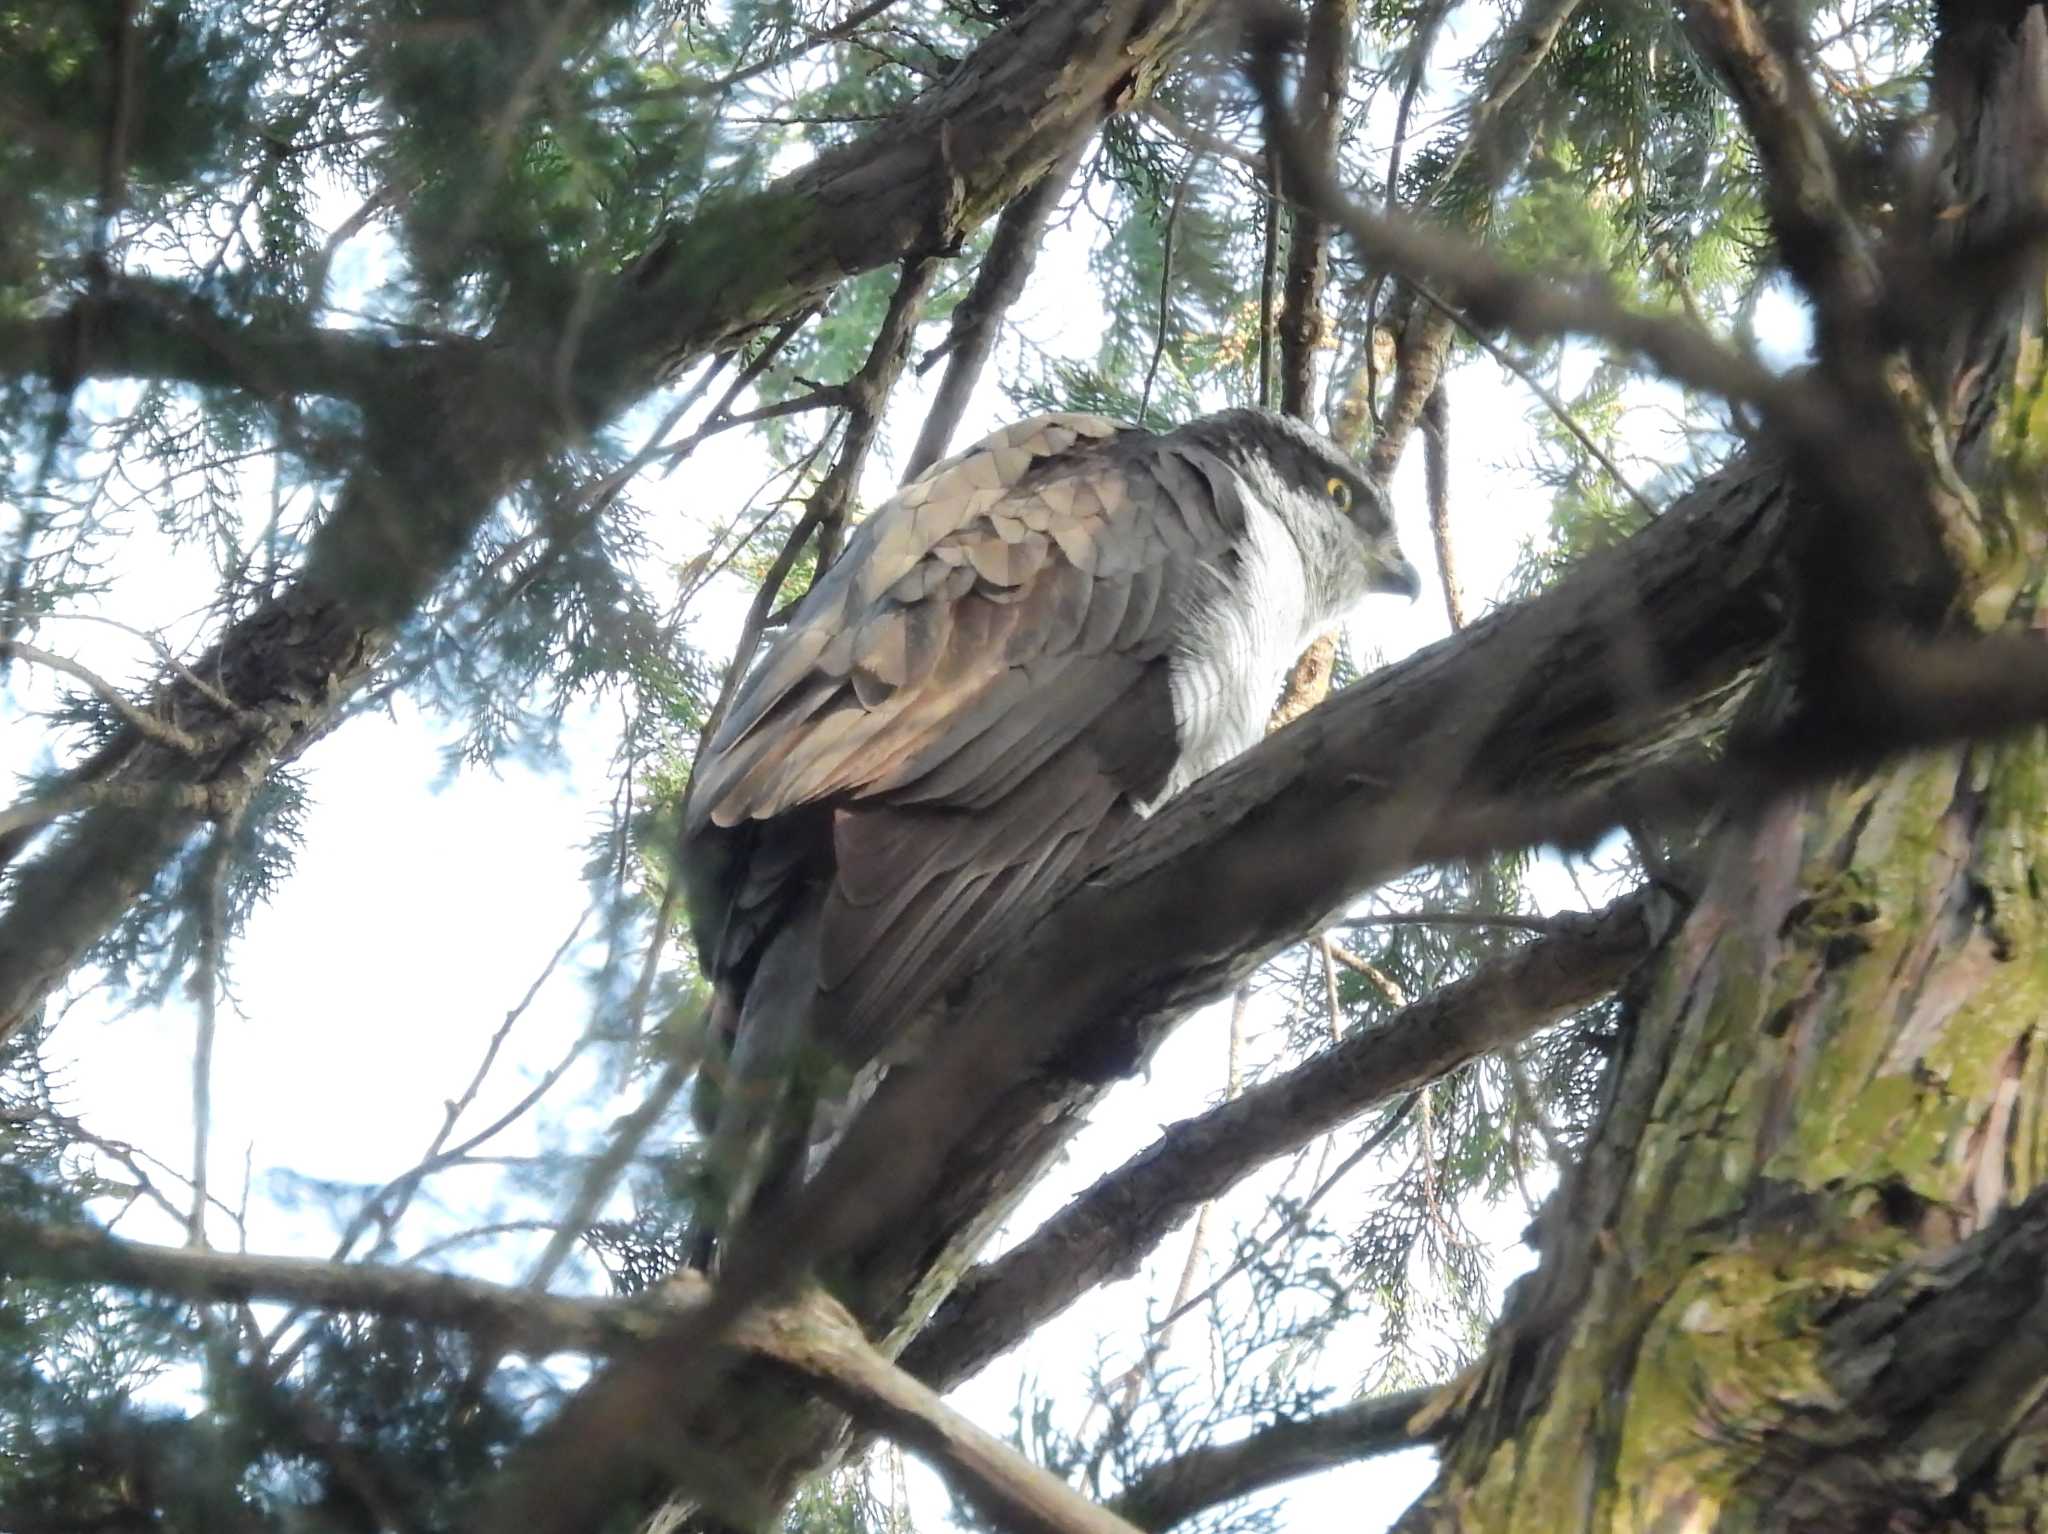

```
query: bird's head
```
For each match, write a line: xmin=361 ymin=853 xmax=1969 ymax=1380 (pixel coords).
xmin=1179 ymin=409 xmax=1421 ymax=603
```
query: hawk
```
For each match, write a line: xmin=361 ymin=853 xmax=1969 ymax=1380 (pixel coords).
xmin=679 ymin=407 xmax=1420 ymax=1251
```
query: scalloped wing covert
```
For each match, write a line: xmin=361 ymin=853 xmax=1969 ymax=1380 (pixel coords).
xmin=682 ymin=410 xmax=1252 ymax=1061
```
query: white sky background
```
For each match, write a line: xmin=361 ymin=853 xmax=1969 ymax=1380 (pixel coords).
xmin=0 ymin=24 xmax=1820 ymax=1531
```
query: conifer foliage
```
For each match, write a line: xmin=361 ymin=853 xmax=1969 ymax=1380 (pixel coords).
xmin=5 ymin=1 xmax=2048 ymax=1530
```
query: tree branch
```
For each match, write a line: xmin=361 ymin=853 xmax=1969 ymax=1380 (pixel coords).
xmin=1276 ymin=0 xmax=1354 ymax=418
xmin=0 ymin=1217 xmax=1149 ymax=1534
xmin=1678 ymin=0 xmax=1879 ymax=343
xmin=1419 ymin=381 xmax=1463 ymax=629
xmin=906 ymin=134 xmax=1090 ymax=480
xmin=0 ymin=639 xmax=211 ymax=754
xmin=0 ymin=1215 xmax=639 ymax=1357
xmin=1410 ymin=281 xmax=1660 ymax=521
xmin=902 ymin=891 xmax=1654 ymax=1391
xmin=1241 ymin=25 xmax=1784 ymax=422
xmin=0 ymin=280 xmax=419 ymax=402
xmin=1110 ymin=1387 xmax=1437 ymax=1530
xmin=1359 ymin=0 xmax=1581 ymax=482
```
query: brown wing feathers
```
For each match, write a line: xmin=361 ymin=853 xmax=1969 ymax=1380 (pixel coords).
xmin=683 ymin=412 xmax=1248 ymax=1074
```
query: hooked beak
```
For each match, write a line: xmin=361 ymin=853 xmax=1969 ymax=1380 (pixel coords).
xmin=1373 ymin=550 xmax=1423 ymax=603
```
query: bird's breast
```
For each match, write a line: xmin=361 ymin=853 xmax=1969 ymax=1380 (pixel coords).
xmin=1139 ymin=499 xmax=1312 ymax=814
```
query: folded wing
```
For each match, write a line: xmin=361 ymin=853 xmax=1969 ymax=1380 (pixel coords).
xmin=683 ymin=412 xmax=1250 ymax=1063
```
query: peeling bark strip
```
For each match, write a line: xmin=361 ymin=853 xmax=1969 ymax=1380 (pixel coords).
xmin=0 ymin=0 xmax=1217 ymax=1045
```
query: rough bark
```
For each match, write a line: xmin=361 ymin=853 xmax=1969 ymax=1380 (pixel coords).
xmin=1276 ymin=0 xmax=1354 ymax=419
xmin=1399 ymin=8 xmax=2048 ymax=1529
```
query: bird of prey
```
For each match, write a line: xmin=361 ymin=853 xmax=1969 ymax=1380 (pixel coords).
xmin=679 ymin=407 xmax=1420 ymax=1250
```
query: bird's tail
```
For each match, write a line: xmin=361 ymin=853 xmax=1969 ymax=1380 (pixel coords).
xmin=682 ymin=902 xmax=828 ymax=1270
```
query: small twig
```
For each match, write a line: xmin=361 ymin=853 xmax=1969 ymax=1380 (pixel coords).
xmin=1409 ymin=282 xmax=1660 ymax=521
xmin=1343 ymin=908 xmax=1564 ymax=935
xmin=1155 ymin=1094 xmax=1420 ymax=1333
xmin=0 ymin=639 xmax=211 ymax=754
xmin=1257 ymin=149 xmax=1281 ymax=409
xmin=1139 ymin=162 xmax=1195 ymax=426
xmin=0 ymin=605 xmax=263 ymax=726
xmin=1317 ymin=936 xmax=1344 ymax=1044
xmin=1323 ymin=936 xmax=1408 ymax=1009
xmin=652 ymin=308 xmax=820 ymax=473
xmin=520 ymin=1052 xmax=694 ymax=1294
xmin=701 ymin=254 xmax=941 ymax=744
xmin=1104 ymin=985 xmax=1251 ymax=1420
xmin=1500 ymin=1042 xmax=1571 ymax=1167
xmin=1144 ymin=101 xmax=1266 ymax=174
xmin=1384 ymin=0 xmax=1453 ymax=215
xmin=905 ymin=134 xmax=1088 ymax=480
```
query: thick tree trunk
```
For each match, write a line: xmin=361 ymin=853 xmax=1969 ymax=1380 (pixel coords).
xmin=1403 ymin=10 xmax=2048 ymax=1528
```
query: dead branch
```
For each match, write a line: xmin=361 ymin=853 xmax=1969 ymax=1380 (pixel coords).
xmin=907 ymin=135 xmax=1090 ymax=479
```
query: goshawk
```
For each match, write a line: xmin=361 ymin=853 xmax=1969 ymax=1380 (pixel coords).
xmin=680 ymin=407 xmax=1420 ymax=1251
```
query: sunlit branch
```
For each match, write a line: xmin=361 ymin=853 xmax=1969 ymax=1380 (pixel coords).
xmin=0 ymin=1218 xmax=1150 ymax=1534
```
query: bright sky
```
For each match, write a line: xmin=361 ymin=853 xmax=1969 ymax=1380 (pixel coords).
xmin=0 ymin=42 xmax=1818 ymax=1531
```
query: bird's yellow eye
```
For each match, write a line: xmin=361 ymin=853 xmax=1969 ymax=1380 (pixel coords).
xmin=1326 ymin=476 xmax=1353 ymax=513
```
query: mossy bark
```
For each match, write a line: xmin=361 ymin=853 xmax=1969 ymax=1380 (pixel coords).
xmin=1402 ymin=11 xmax=2048 ymax=1529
